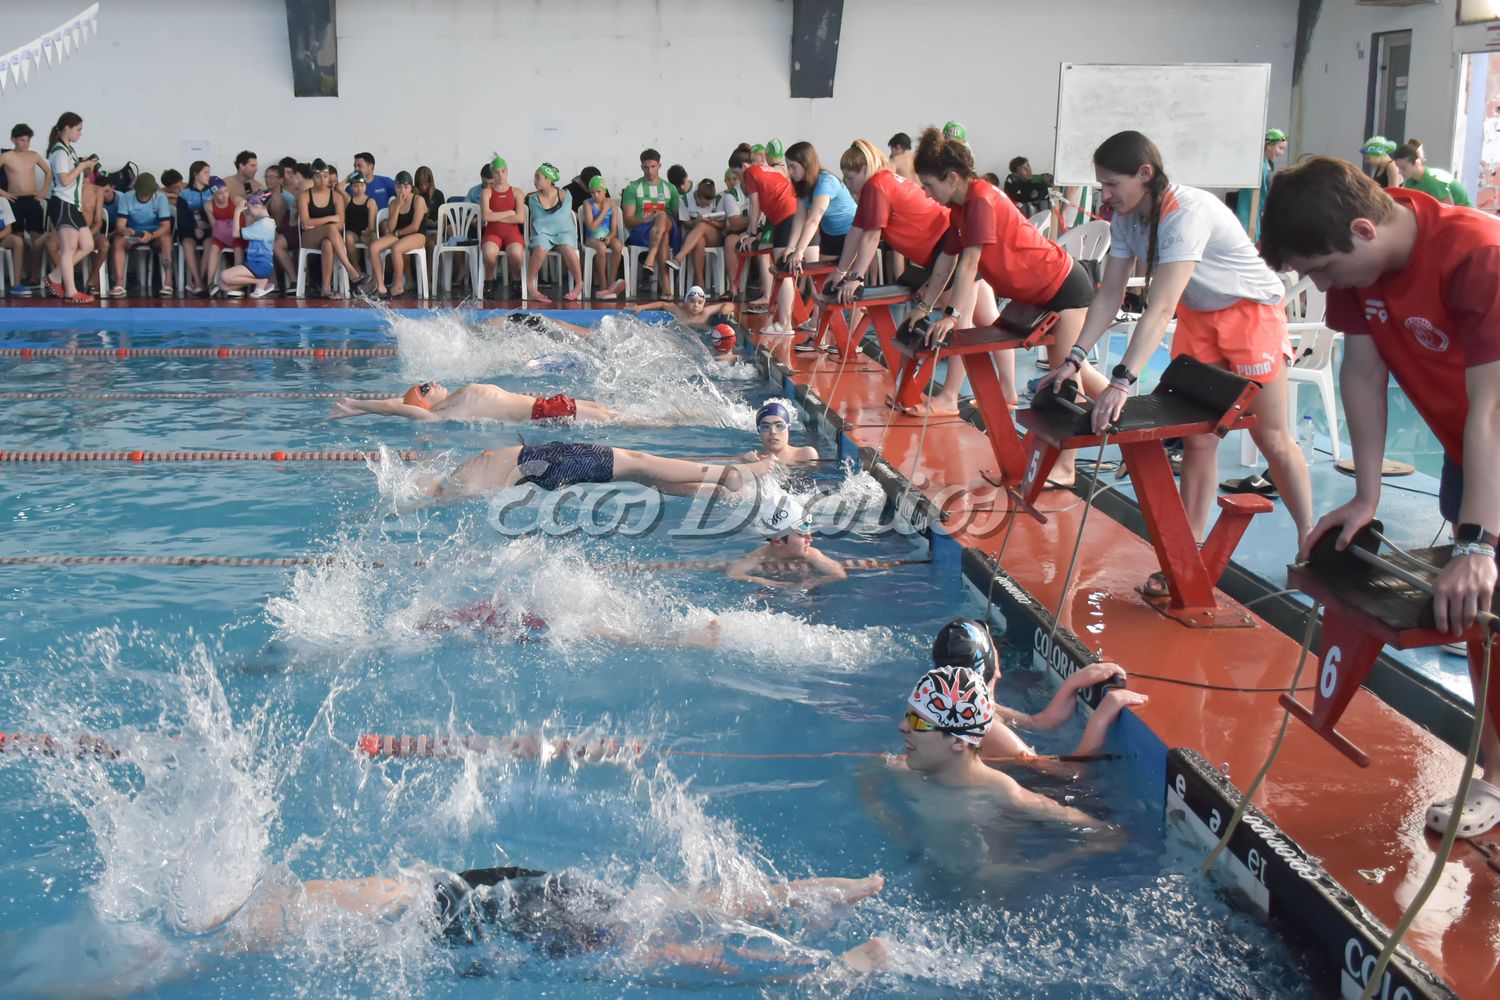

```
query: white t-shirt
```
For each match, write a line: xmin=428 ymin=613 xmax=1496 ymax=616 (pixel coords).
xmin=718 ymin=188 xmax=748 ymax=219
xmin=47 ymin=143 xmax=82 ymax=207
xmin=0 ymin=196 xmax=14 ymax=230
xmin=1108 ymin=182 xmax=1283 ymax=312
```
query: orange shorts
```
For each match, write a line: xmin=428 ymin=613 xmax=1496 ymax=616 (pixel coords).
xmin=1171 ymin=298 xmax=1289 ymax=382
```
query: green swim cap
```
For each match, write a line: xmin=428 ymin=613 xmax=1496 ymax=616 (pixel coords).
xmin=1361 ymin=136 xmax=1396 ymax=157
xmin=490 ymin=154 xmax=507 ymax=172
xmin=724 ymin=167 xmax=737 ymax=181
xmin=537 ymin=162 xmax=560 ymax=184
xmin=766 ymin=139 xmax=785 ymax=160
xmin=588 ymin=175 xmax=605 ymax=191
xmin=751 ymin=143 xmax=766 ymax=154
xmin=1265 ymin=128 xmax=1286 ymax=144
xmin=943 ymin=120 xmax=967 ymax=142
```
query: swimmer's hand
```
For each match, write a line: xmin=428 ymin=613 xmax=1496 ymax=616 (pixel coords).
xmin=1069 ymin=662 xmax=1126 ymax=689
xmin=328 ymin=397 xmax=363 ymax=419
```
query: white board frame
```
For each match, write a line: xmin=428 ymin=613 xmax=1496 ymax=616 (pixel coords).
xmin=1052 ymin=63 xmax=1271 ymax=189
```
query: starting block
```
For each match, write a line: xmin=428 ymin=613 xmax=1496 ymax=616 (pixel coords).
xmin=1284 ymin=523 xmax=1500 ymax=766
xmin=771 ymin=260 xmax=839 ymax=328
xmin=1016 ymin=356 xmax=1267 ymax=627
xmin=841 ymin=283 xmax=917 ymax=375
xmin=887 ymin=303 xmax=1059 ymax=488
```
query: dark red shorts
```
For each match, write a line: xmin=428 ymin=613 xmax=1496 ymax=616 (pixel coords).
xmin=531 ymin=393 xmax=578 ymax=421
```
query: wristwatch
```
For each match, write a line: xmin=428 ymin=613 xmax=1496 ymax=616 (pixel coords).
xmin=1455 ymin=523 xmax=1499 ymax=547
xmin=943 ymin=306 xmax=958 ymax=318
xmin=1110 ymin=364 xmax=1138 ymax=386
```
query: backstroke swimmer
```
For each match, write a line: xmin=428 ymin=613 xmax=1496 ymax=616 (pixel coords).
xmin=329 ymin=381 xmax=623 ymax=425
xmin=737 ymin=400 xmax=820 ymax=463
xmin=725 ymin=496 xmax=846 ymax=590
xmin=630 ymin=285 xmax=737 ymax=329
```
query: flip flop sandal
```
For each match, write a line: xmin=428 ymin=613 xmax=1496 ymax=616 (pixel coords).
xmin=1140 ymin=572 xmax=1171 ymax=599
xmin=65 ymin=290 xmax=96 ymax=304
xmin=44 ymin=276 xmax=65 ymax=298
xmin=1219 ymin=473 xmax=1279 ymax=498
xmin=1426 ymin=777 xmax=1500 ymax=838
xmin=744 ymin=304 xmax=770 ymax=315
xmin=793 ymin=340 xmax=823 ymax=353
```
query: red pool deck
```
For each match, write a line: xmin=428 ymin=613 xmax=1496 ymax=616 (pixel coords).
xmin=752 ymin=326 xmax=1500 ymax=999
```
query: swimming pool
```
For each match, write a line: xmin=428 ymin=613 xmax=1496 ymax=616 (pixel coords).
xmin=0 ymin=309 xmax=1320 ymax=998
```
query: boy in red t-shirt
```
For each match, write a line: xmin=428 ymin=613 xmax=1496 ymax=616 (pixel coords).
xmin=1262 ymin=155 xmax=1500 ymax=836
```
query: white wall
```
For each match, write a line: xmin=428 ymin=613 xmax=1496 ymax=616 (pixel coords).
xmin=3 ymin=0 xmax=1296 ymax=197
xmin=1292 ymin=0 xmax=1462 ymax=167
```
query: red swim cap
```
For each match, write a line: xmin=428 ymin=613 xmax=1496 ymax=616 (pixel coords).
xmin=711 ymin=324 xmax=736 ymax=354
xmin=402 ymin=384 xmax=433 ymax=409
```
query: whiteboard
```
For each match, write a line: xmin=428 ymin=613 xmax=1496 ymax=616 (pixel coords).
xmin=1053 ymin=63 xmax=1271 ymax=188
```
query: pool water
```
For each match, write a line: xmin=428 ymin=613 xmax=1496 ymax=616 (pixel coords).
xmin=0 ymin=311 xmax=1320 ymax=998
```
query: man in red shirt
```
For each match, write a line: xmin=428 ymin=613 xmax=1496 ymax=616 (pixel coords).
xmin=1261 ymin=155 xmax=1500 ymax=836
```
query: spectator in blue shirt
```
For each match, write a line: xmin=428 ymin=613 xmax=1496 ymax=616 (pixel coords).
xmin=783 ymin=141 xmax=855 ymax=271
xmin=465 ymin=161 xmax=493 ymax=205
xmin=107 ymin=172 xmax=172 ymax=296
xmin=349 ymin=152 xmax=396 ymax=210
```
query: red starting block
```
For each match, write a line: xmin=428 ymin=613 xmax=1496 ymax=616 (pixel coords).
xmin=1016 ymin=357 xmax=1267 ymax=627
xmin=771 ymin=260 xmax=839 ymax=328
xmin=833 ymin=283 xmax=917 ymax=376
xmin=734 ymin=245 xmax=775 ymax=297
xmin=1284 ymin=524 xmax=1500 ymax=766
xmin=887 ymin=304 xmax=1059 ymax=488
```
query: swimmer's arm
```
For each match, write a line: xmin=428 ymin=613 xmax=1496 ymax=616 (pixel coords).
xmin=857 ymin=762 xmax=919 ymax=849
xmin=630 ymin=300 xmax=671 ymax=313
xmin=1011 ymin=662 xmax=1127 ymax=731
xmin=327 ymin=396 xmax=439 ymax=421
xmin=1002 ymin=780 xmax=1105 ymax=827
xmin=1073 ymin=688 xmax=1148 ymax=757
xmin=725 ymin=556 xmax=784 ymax=588
xmin=805 ymin=549 xmax=848 ymax=581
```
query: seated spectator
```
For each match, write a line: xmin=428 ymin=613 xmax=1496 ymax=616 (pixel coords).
xmin=1003 ymin=155 xmax=1052 ymax=217
xmin=1393 ymin=141 xmax=1472 ymax=206
xmin=479 ymin=156 xmax=526 ymax=298
xmin=215 ymin=190 xmax=277 ymax=299
xmin=262 ymin=164 xmax=297 ymax=292
xmin=367 ymin=169 xmax=427 ymax=299
xmin=667 ymin=164 xmax=693 ymax=209
xmin=982 ymin=171 xmax=1001 ymax=186
xmin=564 ymin=165 xmax=599 ymax=212
xmin=523 ymin=162 xmax=583 ymax=302
xmin=1361 ymin=136 xmax=1401 ymax=187
xmin=0 ymin=122 xmax=52 ymax=294
xmin=466 ymin=161 xmax=492 ymax=205
xmin=108 ymin=172 xmax=173 ymax=297
xmin=351 ymin=152 xmax=396 ymax=209
xmin=414 ymin=165 xmax=445 ymax=256
xmin=579 ymin=175 xmax=627 ymax=298
xmin=204 ymin=176 xmax=245 ymax=294
xmin=0 ymin=193 xmax=21 ymax=289
xmin=342 ymin=171 xmax=377 ymax=277
xmin=887 ymin=132 xmax=912 ymax=158
xmin=295 ymin=163 xmax=365 ymax=299
xmin=176 ymin=160 xmax=212 ymax=294
xmin=622 ymin=148 xmax=681 ymax=294
xmin=79 ymin=169 xmax=112 ymax=297
xmin=668 ymin=179 xmax=724 ymax=295
xmin=224 ymin=149 xmax=263 ymax=201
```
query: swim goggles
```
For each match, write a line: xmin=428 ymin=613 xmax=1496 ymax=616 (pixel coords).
xmin=417 ymin=382 xmax=433 ymax=396
xmin=905 ymin=710 xmax=945 ymax=734
xmin=757 ymin=419 xmax=789 ymax=433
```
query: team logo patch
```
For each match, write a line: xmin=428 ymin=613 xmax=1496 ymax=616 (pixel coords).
xmin=1404 ymin=316 xmax=1450 ymax=352
xmin=1363 ymin=299 xmax=1388 ymax=324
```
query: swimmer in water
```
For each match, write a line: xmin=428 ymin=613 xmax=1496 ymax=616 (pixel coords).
xmin=930 ymin=618 xmax=1147 ymax=777
xmin=631 ymin=284 xmax=737 ymax=329
xmin=215 ymin=864 xmax=890 ymax=977
xmin=415 ymin=441 xmax=774 ymax=506
xmin=739 ymin=400 xmax=820 ymax=463
xmin=416 ymin=598 xmax=723 ymax=649
xmin=726 ymin=495 xmax=846 ymax=590
xmin=328 ymin=381 xmax=625 ymax=424
xmin=478 ymin=310 xmax=595 ymax=339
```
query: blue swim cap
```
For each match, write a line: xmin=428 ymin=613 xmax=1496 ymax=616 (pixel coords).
xmin=755 ymin=401 xmax=792 ymax=426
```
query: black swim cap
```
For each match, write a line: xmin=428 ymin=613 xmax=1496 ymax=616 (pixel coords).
xmin=931 ymin=617 xmax=996 ymax=682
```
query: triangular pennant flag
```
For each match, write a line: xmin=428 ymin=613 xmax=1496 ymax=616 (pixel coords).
xmin=7 ymin=51 xmax=20 ymax=89
xmin=57 ymin=30 xmax=70 ymax=59
xmin=0 ymin=70 xmax=7 ymax=94
xmin=33 ymin=41 xmax=47 ymax=68
xmin=18 ymin=49 xmax=31 ymax=84
xmin=41 ymin=36 xmax=54 ymax=67
xmin=71 ymin=20 xmax=83 ymax=49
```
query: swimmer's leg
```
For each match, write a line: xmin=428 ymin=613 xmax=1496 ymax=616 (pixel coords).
xmin=223 ymin=878 xmax=419 ymax=953
xmin=572 ymin=399 xmax=622 ymax=423
xmin=696 ymin=874 xmax=884 ymax=922
xmin=609 ymin=448 xmax=747 ymax=496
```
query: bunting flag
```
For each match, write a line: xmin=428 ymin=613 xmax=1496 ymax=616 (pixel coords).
xmin=1 ymin=4 xmax=99 ymax=94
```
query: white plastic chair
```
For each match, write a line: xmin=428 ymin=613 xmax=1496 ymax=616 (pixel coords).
xmin=430 ymin=202 xmax=480 ymax=297
xmin=574 ymin=210 xmax=602 ymax=298
xmin=1056 ymin=219 xmax=1110 ymax=262
xmin=128 ymin=243 xmax=167 ymax=294
xmin=1028 ymin=208 xmax=1054 ymax=238
xmin=1239 ymin=274 xmax=1342 ymax=465
xmin=294 ymin=228 xmax=348 ymax=298
xmin=0 ymin=247 xmax=13 ymax=295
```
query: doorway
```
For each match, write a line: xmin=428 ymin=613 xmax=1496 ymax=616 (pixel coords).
xmin=1367 ymin=30 xmax=1412 ymax=142
xmin=1454 ymin=51 xmax=1500 ymax=212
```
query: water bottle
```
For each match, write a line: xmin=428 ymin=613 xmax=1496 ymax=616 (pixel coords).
xmin=1297 ymin=415 xmax=1316 ymax=465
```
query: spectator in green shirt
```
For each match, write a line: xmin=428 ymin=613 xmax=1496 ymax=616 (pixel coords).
xmin=1393 ymin=142 xmax=1472 ymax=207
xmin=621 ymin=148 xmax=681 ymax=294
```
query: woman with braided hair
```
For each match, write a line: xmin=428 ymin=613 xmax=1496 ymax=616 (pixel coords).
xmin=1037 ymin=131 xmax=1312 ymax=598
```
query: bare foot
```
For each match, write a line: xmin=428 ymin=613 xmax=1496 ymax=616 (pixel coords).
xmin=528 ymin=287 xmax=552 ymax=303
xmin=563 ymin=287 xmax=583 ymax=301
xmin=884 ymin=394 xmax=960 ymax=418
xmin=825 ymin=874 xmax=884 ymax=905
xmin=679 ymin=617 xmax=723 ymax=649
xmin=838 ymin=938 xmax=890 ymax=973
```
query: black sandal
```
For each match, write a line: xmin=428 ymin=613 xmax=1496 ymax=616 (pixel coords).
xmin=1219 ymin=472 xmax=1279 ymax=499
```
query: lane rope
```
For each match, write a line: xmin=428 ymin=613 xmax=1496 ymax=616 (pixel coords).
xmin=0 ymin=449 xmax=425 ymax=463
xmin=0 ymin=391 xmax=392 ymax=401
xmin=0 ymin=554 xmax=929 ymax=571
xmin=1 ymin=347 xmax=396 ymax=358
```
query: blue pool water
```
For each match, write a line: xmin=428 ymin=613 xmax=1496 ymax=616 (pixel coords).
xmin=0 ymin=310 xmax=1319 ymax=998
